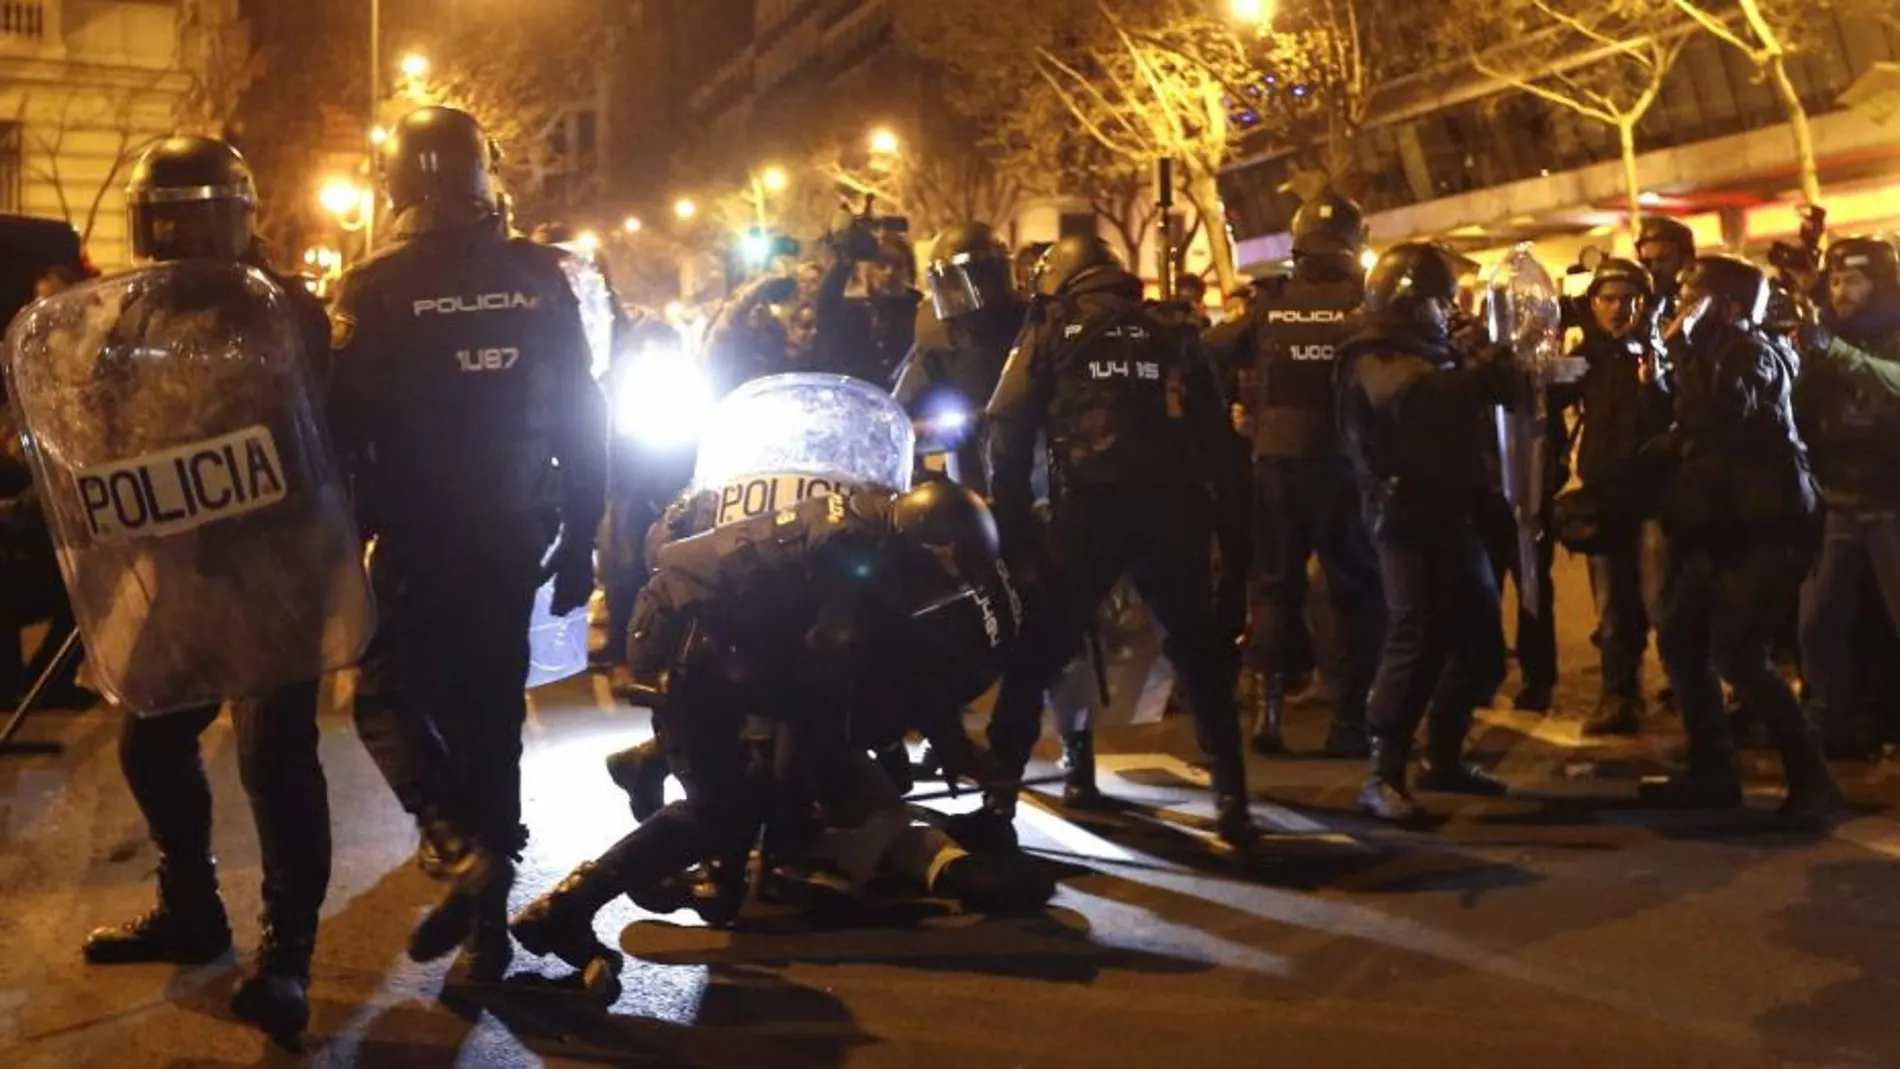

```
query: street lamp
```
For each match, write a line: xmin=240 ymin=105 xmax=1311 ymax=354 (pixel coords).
xmin=319 ymin=177 xmax=363 ymax=219
xmin=760 ymin=166 xmax=789 ymax=193
xmin=369 ymin=125 xmax=389 ymax=147
xmin=1229 ymin=0 xmax=1276 ymax=27
xmin=622 ymin=215 xmax=643 ymax=234
xmin=869 ymin=127 xmax=900 ymax=157
xmin=400 ymin=52 xmax=429 ymax=79
xmin=576 ymin=230 xmax=601 ymax=255
xmin=674 ymin=197 xmax=698 ymax=221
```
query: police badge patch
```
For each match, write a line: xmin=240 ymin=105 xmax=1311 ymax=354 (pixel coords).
xmin=330 ymin=313 xmax=356 ymax=351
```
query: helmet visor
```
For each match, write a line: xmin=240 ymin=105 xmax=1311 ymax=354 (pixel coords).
xmin=926 ymin=254 xmax=1011 ymax=319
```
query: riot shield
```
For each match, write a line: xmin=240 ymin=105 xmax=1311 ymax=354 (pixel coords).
xmin=526 ymin=578 xmax=588 ymax=688
xmin=1 ymin=262 xmax=373 ymax=715
xmin=691 ymin=373 xmax=915 ymax=527
xmin=1482 ymin=245 xmax=1566 ymax=619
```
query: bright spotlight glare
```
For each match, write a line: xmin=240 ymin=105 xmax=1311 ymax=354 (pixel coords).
xmin=1359 ymin=248 xmax=1379 ymax=271
xmin=616 ymin=344 xmax=714 ymax=447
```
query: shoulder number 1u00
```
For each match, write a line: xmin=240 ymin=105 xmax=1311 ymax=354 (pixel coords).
xmin=456 ymin=347 xmax=520 ymax=373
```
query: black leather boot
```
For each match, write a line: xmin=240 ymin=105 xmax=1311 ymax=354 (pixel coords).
xmin=1581 ymin=692 xmax=1643 ymax=737
xmin=1060 ymin=731 xmax=1103 ymax=808
xmin=1210 ymin=758 xmax=1260 ymax=850
xmin=84 ymin=857 xmax=232 ymax=965
xmin=415 ymin=815 xmax=474 ymax=881
xmin=409 ymin=845 xmax=510 ymax=964
xmin=605 ymin=741 xmax=668 ymax=824
xmin=231 ymin=918 xmax=314 ymax=1044
xmin=1248 ymin=670 xmax=1286 ymax=756
xmin=510 ymin=861 xmax=627 ymax=1000
xmin=1358 ymin=738 xmax=1421 ymax=822
xmin=1775 ymin=738 xmax=1842 ymax=831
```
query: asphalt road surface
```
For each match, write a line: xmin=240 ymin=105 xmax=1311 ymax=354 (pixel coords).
xmin=4 ymin=554 xmax=1900 ymax=1068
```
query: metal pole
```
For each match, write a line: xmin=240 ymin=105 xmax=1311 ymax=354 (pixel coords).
xmin=365 ymin=0 xmax=379 ymax=254
xmin=1155 ymin=157 xmax=1176 ymax=302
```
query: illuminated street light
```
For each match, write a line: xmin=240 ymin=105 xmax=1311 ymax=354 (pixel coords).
xmin=869 ymin=127 xmax=900 ymax=156
xmin=319 ymin=177 xmax=362 ymax=217
xmin=369 ymin=125 xmax=389 ymax=147
xmin=1229 ymin=0 xmax=1276 ymax=27
xmin=674 ymin=197 xmax=698 ymax=221
xmin=399 ymin=52 xmax=429 ymax=78
xmin=576 ymin=230 xmax=601 ymax=254
xmin=622 ymin=215 xmax=643 ymax=234
xmin=760 ymin=166 xmax=789 ymax=193
xmin=741 ymin=227 xmax=773 ymax=265
xmin=1359 ymin=248 xmax=1379 ymax=272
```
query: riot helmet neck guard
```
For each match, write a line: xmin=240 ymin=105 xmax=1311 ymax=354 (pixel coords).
xmin=1362 ymin=242 xmax=1466 ymax=342
xmin=126 ymin=137 xmax=256 ymax=263
xmin=384 ymin=106 xmax=496 ymax=235
xmin=1679 ymin=254 xmax=1770 ymax=335
xmin=1032 ymin=233 xmax=1123 ymax=298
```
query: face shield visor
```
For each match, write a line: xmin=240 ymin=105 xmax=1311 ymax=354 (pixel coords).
xmin=128 ymin=193 xmax=253 ymax=263
xmin=926 ymin=252 xmax=1013 ymax=320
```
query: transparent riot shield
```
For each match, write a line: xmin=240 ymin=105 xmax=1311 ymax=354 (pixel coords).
xmin=1483 ymin=244 xmax=1566 ymax=619
xmin=1 ymin=262 xmax=373 ymax=715
xmin=691 ymin=373 xmax=915 ymax=527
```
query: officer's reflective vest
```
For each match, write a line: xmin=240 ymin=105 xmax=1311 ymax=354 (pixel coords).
xmin=1251 ymin=279 xmax=1361 ymax=459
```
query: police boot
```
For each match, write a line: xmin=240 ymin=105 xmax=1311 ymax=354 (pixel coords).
xmin=409 ymin=844 xmax=510 ymax=965
xmin=1248 ymin=670 xmax=1286 ymax=756
xmin=1060 ymin=731 xmax=1103 ymax=809
xmin=1774 ymin=739 xmax=1843 ymax=832
xmin=460 ymin=903 xmax=515 ymax=987
xmin=83 ymin=856 xmax=232 ymax=965
xmin=1582 ymin=692 xmax=1643 ymax=737
xmin=1322 ymin=719 xmax=1371 ymax=759
xmin=1511 ymin=681 xmax=1554 ymax=714
xmin=415 ymin=815 xmax=474 ymax=881
xmin=932 ymin=855 xmax=1056 ymax=916
xmin=1358 ymin=738 xmax=1422 ymax=823
xmin=231 ymin=916 xmax=315 ymax=1045
xmin=511 ymin=861 xmax=628 ymax=1001
xmin=605 ymin=741 xmax=668 ymax=824
xmin=1210 ymin=758 xmax=1261 ymax=851
xmin=1417 ymin=716 xmax=1508 ymax=797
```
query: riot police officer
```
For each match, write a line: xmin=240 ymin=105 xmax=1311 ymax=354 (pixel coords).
xmin=1793 ymin=237 xmax=1900 ymax=757
xmin=1647 ymin=255 xmax=1834 ymax=823
xmin=894 ymin=222 xmax=1031 ymax=495
xmin=1338 ymin=242 xmax=1514 ymax=821
xmin=1231 ymin=193 xmax=1384 ymax=757
xmin=507 ymin=483 xmax=1044 ymax=997
xmin=1636 ymin=215 xmax=1697 ymax=328
xmin=76 ymin=136 xmax=334 ymax=1043
xmin=330 ymin=106 xmax=607 ymax=981
xmin=975 ymin=234 xmax=1260 ymax=850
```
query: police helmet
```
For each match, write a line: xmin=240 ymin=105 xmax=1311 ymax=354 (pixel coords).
xmin=1291 ymin=192 xmax=1366 ymax=259
xmin=1363 ymin=242 xmax=1467 ymax=337
xmin=1636 ymin=215 xmax=1696 ymax=259
xmin=1680 ymin=255 xmax=1771 ymax=325
xmin=1031 ymin=233 xmax=1122 ymax=297
xmin=383 ymin=106 xmax=494 ymax=229
xmin=1824 ymin=236 xmax=1900 ymax=294
xmin=1585 ymin=257 xmax=1655 ymax=302
xmin=891 ymin=480 xmax=1000 ymax=561
xmin=925 ymin=222 xmax=1013 ymax=320
xmin=126 ymin=136 xmax=256 ymax=262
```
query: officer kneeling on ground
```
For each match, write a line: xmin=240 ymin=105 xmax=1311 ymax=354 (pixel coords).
xmin=1645 ymin=255 xmax=1835 ymax=825
xmin=1337 ymin=242 xmax=1514 ymax=822
xmin=1792 ymin=237 xmax=1900 ymax=758
xmin=507 ymin=483 xmax=1051 ymax=998
xmin=329 ymin=105 xmax=607 ymax=983
xmin=973 ymin=234 xmax=1261 ymax=851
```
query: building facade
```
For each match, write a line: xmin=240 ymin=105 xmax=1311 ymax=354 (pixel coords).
xmin=1223 ymin=13 xmax=1900 ymax=274
xmin=1 ymin=0 xmax=242 ymax=270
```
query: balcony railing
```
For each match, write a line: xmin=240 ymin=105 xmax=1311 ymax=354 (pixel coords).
xmin=1 ymin=1 xmax=46 ymax=41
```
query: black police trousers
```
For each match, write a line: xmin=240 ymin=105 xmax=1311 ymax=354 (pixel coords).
xmin=1365 ymin=511 xmax=1507 ymax=764
xmin=1658 ymin=545 xmax=1824 ymax=780
xmin=352 ymin=522 xmax=544 ymax=851
xmin=119 ymin=680 xmax=329 ymax=928
xmin=1249 ymin=457 xmax=1384 ymax=726
xmin=989 ymin=483 xmax=1246 ymax=795
xmin=1478 ymin=495 xmax=1558 ymax=690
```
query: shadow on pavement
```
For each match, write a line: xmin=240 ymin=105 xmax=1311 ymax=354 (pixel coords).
xmin=1755 ymin=859 xmax=1900 ymax=1067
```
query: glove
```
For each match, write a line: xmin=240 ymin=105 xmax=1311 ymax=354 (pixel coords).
xmin=546 ymin=539 xmax=595 ymax=617
xmin=1468 ymin=342 xmax=1518 ymax=405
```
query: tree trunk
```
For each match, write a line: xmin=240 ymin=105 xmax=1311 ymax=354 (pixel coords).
xmin=1764 ymin=52 xmax=1822 ymax=205
xmin=1618 ymin=119 xmax=1642 ymax=237
xmin=1185 ymin=170 xmax=1239 ymax=295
